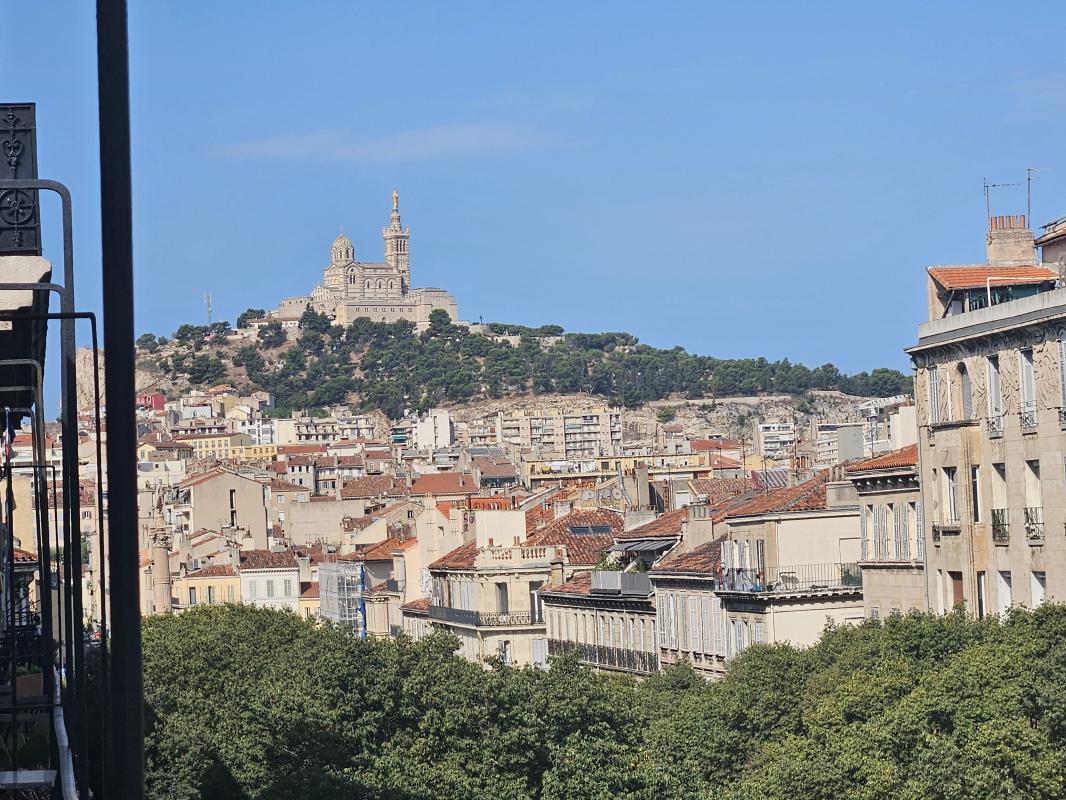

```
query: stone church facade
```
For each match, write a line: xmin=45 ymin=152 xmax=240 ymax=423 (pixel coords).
xmin=276 ymin=192 xmax=458 ymax=329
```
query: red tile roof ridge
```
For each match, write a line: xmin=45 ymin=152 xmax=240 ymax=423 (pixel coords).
xmin=927 ymin=264 xmax=1057 ymax=291
xmin=847 ymin=443 xmax=919 ymax=473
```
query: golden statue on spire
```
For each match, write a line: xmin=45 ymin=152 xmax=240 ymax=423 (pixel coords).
xmin=392 ymin=189 xmax=399 ymax=212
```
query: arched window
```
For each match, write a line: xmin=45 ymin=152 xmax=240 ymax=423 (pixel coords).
xmin=957 ymin=363 xmax=973 ymax=420
xmin=366 ymin=280 xmax=372 ymax=289
xmin=388 ymin=280 xmax=395 ymax=290
xmin=377 ymin=280 xmax=383 ymax=289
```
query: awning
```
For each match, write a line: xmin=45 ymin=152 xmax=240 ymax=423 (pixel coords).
xmin=607 ymin=539 xmax=674 ymax=554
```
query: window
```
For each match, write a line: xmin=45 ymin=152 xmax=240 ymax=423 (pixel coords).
xmin=207 ymin=586 xmax=215 ymax=605
xmin=528 ymin=581 xmax=543 ymax=623
xmin=248 ymin=581 xmax=257 ymax=599
xmin=495 ymin=582 xmax=509 ymax=613
xmin=977 ymin=572 xmax=987 ymax=618
xmin=914 ymin=502 xmax=924 ymax=560
xmin=957 ymin=363 xmax=973 ymax=419
xmin=871 ymin=607 xmax=880 ymax=620
xmin=1060 ymin=340 xmax=1066 ymax=410
xmin=1031 ymin=571 xmax=1047 ymax=608
xmin=266 ymin=580 xmax=275 ymax=598
xmin=997 ymin=571 xmax=1013 ymax=614
xmin=754 ymin=621 xmax=764 ymax=643
xmin=970 ymin=466 xmax=981 ymax=523
xmin=688 ymin=596 xmax=700 ymax=653
xmin=943 ymin=467 xmax=959 ymax=523
xmin=928 ymin=366 xmax=941 ymax=424
xmin=949 ymin=571 xmax=964 ymax=608
xmin=1020 ymin=349 xmax=1036 ymax=413
xmin=283 ymin=579 xmax=292 ymax=597
xmin=226 ymin=585 xmax=234 ymax=602
xmin=188 ymin=587 xmax=197 ymax=606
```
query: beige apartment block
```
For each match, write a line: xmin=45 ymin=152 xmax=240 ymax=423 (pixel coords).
xmin=407 ymin=508 xmax=621 ymax=666
xmin=497 ymin=406 xmax=624 ymax=459
xmin=846 ymin=444 xmax=926 ymax=618
xmin=650 ymin=471 xmax=864 ymax=679
xmin=165 ymin=468 xmax=269 ymax=548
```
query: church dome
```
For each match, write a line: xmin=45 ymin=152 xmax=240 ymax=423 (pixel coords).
xmin=331 ymin=231 xmax=355 ymax=264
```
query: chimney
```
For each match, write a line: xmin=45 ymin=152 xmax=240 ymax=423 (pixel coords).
xmin=987 ymin=214 xmax=1035 ymax=266
xmin=549 ymin=557 xmax=565 ymax=587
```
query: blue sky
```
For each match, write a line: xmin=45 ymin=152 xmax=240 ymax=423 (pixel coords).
xmin=8 ymin=2 xmax=1066 ymax=374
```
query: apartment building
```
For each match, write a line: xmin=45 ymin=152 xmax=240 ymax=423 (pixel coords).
xmin=906 ymin=214 xmax=1066 ymax=615
xmin=411 ymin=508 xmax=622 ymax=666
xmin=813 ymin=422 xmax=865 ymax=469
xmin=496 ymin=407 xmax=624 ymax=459
xmin=755 ymin=421 xmax=796 ymax=459
xmin=847 ymin=444 xmax=926 ymax=618
xmin=650 ymin=470 xmax=864 ymax=679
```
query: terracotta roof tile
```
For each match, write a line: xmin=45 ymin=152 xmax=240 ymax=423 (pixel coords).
xmin=340 ymin=475 xmax=409 ymax=499
xmin=526 ymin=508 xmax=622 ymax=566
xmin=410 ymin=472 xmax=477 ymax=496
xmin=186 ymin=564 xmax=236 ymax=578
xmin=726 ymin=471 xmax=829 ymax=518
xmin=652 ymin=538 xmax=723 ymax=575
xmin=927 ymin=265 xmax=1057 ymax=291
xmin=239 ymin=549 xmax=297 ymax=570
xmin=847 ymin=444 xmax=918 ymax=473
xmin=429 ymin=540 xmax=479 ymax=570
xmin=688 ymin=477 xmax=754 ymax=505
xmin=300 ymin=581 xmax=320 ymax=599
xmin=616 ymin=508 xmax=688 ymax=540
xmin=690 ymin=438 xmax=741 ymax=452
xmin=543 ymin=571 xmax=592 ymax=595
xmin=401 ymin=597 xmax=431 ymax=614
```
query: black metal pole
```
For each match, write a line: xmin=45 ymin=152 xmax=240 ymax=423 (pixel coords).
xmin=96 ymin=1 xmax=144 ymax=798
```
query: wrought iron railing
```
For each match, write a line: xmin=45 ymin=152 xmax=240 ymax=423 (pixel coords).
xmin=718 ymin=562 xmax=861 ymax=594
xmin=991 ymin=508 xmax=1009 ymax=543
xmin=428 ymin=605 xmax=536 ymax=627
xmin=1020 ymin=409 xmax=1038 ymax=430
xmin=547 ymin=639 xmax=659 ymax=674
xmin=1024 ymin=507 xmax=1044 ymax=544
xmin=987 ymin=414 xmax=1003 ymax=437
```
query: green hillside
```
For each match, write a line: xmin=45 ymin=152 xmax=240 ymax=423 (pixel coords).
xmin=135 ymin=308 xmax=913 ymax=418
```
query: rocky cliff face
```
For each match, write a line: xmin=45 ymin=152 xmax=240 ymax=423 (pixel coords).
xmin=77 ymin=347 xmax=166 ymax=412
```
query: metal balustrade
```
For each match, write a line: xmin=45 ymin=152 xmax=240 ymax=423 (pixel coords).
xmin=991 ymin=508 xmax=1010 ymax=544
xmin=547 ymin=639 xmax=658 ymax=674
xmin=717 ymin=563 xmax=861 ymax=594
xmin=428 ymin=605 xmax=535 ymax=627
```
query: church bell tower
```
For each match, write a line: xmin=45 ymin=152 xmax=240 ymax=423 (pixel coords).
xmin=382 ymin=189 xmax=410 ymax=290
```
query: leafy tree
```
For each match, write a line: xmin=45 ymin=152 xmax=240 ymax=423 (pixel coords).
xmin=185 ymin=355 xmax=226 ymax=386
xmin=257 ymin=321 xmax=286 ymax=349
xmin=137 ymin=332 xmax=158 ymax=351
xmin=236 ymin=308 xmax=266 ymax=328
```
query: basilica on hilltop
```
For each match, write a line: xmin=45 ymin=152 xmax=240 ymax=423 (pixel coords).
xmin=274 ymin=191 xmax=458 ymax=329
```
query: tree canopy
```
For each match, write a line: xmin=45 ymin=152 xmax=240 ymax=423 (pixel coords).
xmin=143 ymin=604 xmax=1066 ymax=800
xmin=141 ymin=315 xmax=913 ymax=416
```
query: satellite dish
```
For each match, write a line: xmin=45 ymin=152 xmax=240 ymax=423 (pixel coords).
xmin=612 ymin=488 xmax=622 ymax=499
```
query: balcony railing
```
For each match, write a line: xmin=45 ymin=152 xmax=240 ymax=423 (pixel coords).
xmin=1020 ymin=409 xmax=1038 ymax=430
xmin=1060 ymin=407 xmax=1066 ymax=428
xmin=987 ymin=414 xmax=1003 ymax=437
xmin=547 ymin=639 xmax=659 ymax=674
xmin=428 ymin=605 xmax=536 ymax=627
xmin=991 ymin=508 xmax=1009 ymax=544
xmin=1024 ymin=507 xmax=1044 ymax=544
xmin=718 ymin=563 xmax=861 ymax=594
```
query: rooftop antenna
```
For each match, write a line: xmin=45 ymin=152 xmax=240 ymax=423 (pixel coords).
xmin=204 ymin=292 xmax=213 ymax=325
xmin=984 ymin=177 xmax=1024 ymax=226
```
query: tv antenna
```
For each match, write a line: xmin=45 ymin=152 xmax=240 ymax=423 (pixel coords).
xmin=204 ymin=292 xmax=213 ymax=325
xmin=983 ymin=177 xmax=1023 ymax=222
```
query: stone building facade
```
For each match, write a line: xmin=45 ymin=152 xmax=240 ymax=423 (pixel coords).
xmin=847 ymin=444 xmax=926 ymax=618
xmin=907 ymin=215 xmax=1066 ymax=615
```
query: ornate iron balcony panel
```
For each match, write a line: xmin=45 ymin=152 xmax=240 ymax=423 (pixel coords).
xmin=987 ymin=414 xmax=1003 ymax=437
xmin=991 ymin=508 xmax=1010 ymax=544
xmin=1020 ymin=410 xmax=1038 ymax=431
